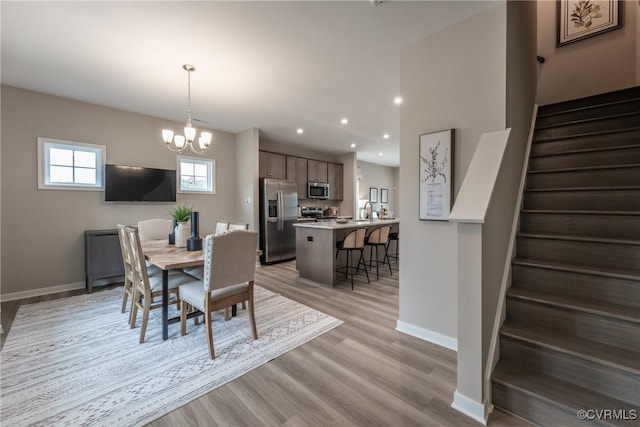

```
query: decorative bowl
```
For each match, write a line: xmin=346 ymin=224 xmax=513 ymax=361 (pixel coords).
xmin=335 ymin=218 xmax=350 ymax=224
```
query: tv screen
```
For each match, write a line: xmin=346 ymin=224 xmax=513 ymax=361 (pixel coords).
xmin=105 ymin=165 xmax=176 ymax=202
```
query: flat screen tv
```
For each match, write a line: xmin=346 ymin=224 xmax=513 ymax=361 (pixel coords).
xmin=105 ymin=164 xmax=176 ymax=202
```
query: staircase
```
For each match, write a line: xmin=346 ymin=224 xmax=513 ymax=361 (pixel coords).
xmin=492 ymin=86 xmax=640 ymax=426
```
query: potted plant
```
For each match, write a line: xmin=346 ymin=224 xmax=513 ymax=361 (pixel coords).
xmin=170 ymin=204 xmax=192 ymax=247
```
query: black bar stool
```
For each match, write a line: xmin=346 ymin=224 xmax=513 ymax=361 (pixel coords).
xmin=335 ymin=228 xmax=370 ymax=290
xmin=387 ymin=231 xmax=399 ymax=263
xmin=365 ymin=225 xmax=393 ymax=280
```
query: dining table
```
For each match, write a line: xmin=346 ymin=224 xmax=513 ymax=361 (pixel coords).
xmin=141 ymin=239 xmax=204 ymax=340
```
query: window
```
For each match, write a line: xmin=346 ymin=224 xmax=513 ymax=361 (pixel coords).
xmin=177 ymin=156 xmax=215 ymax=194
xmin=37 ymin=137 xmax=106 ymax=190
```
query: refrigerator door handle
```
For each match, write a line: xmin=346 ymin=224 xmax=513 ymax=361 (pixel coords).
xmin=277 ymin=189 xmax=284 ymax=231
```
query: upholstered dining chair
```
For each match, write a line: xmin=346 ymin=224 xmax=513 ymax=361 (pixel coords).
xmin=125 ymin=226 xmax=192 ymax=343
xmin=179 ymin=230 xmax=259 ymax=359
xmin=215 ymin=221 xmax=230 ymax=234
xmin=116 ymin=224 xmax=136 ymax=322
xmin=137 ymin=218 xmax=172 ymax=241
xmin=228 ymin=222 xmax=249 ymax=231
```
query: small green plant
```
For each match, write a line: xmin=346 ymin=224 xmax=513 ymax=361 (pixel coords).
xmin=169 ymin=204 xmax=192 ymax=223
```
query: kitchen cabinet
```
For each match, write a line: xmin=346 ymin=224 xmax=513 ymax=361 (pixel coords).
xmin=327 ymin=162 xmax=343 ymax=201
xmin=286 ymin=155 xmax=308 ymax=199
xmin=259 ymin=151 xmax=286 ymax=179
xmin=307 ymin=159 xmax=328 ymax=183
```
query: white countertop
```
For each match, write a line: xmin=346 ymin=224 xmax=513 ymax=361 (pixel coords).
xmin=293 ymin=218 xmax=399 ymax=230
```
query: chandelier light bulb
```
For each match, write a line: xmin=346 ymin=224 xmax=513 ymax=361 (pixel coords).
xmin=200 ymin=132 xmax=213 ymax=147
xmin=162 ymin=129 xmax=174 ymax=144
xmin=174 ymin=135 xmax=186 ymax=149
xmin=184 ymin=124 xmax=196 ymax=143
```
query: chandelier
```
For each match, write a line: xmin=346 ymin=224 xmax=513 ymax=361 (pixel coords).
xmin=162 ymin=64 xmax=212 ymax=155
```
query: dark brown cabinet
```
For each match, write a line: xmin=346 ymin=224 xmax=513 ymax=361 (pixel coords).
xmin=85 ymin=229 xmax=124 ymax=293
xmin=259 ymin=151 xmax=286 ymax=179
xmin=307 ymin=159 xmax=328 ymax=183
xmin=328 ymin=162 xmax=343 ymax=201
xmin=286 ymin=155 xmax=308 ymax=199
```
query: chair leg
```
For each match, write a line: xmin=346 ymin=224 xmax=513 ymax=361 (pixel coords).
xmin=180 ymin=300 xmax=187 ymax=336
xmin=375 ymin=245 xmax=379 ymax=280
xmin=224 ymin=307 xmax=231 ymax=321
xmin=248 ymin=281 xmax=258 ymax=339
xmin=241 ymin=301 xmax=247 ymax=310
xmin=205 ymin=304 xmax=215 ymax=359
xmin=130 ymin=290 xmax=139 ymax=328
xmin=369 ymin=245 xmax=374 ymax=269
xmin=121 ymin=284 xmax=129 ymax=314
xmin=359 ymin=249 xmax=370 ymax=283
xmin=383 ymin=243 xmax=393 ymax=275
xmin=139 ymin=298 xmax=150 ymax=344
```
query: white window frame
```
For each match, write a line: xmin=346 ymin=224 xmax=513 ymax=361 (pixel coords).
xmin=177 ymin=156 xmax=216 ymax=194
xmin=37 ymin=137 xmax=106 ymax=191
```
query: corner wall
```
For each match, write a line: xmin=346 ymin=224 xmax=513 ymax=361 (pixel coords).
xmin=537 ymin=0 xmax=638 ymax=105
xmin=235 ymin=128 xmax=260 ymax=230
xmin=1 ymin=86 xmax=238 ymax=297
xmin=398 ymin=4 xmax=507 ymax=344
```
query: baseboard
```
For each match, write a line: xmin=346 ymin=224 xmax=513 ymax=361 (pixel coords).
xmin=395 ymin=320 xmax=457 ymax=351
xmin=1 ymin=281 xmax=86 ymax=302
xmin=452 ymin=390 xmax=493 ymax=425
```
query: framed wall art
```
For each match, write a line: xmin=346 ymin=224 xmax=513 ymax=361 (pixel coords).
xmin=381 ymin=188 xmax=388 ymax=204
xmin=419 ymin=129 xmax=454 ymax=221
xmin=557 ymin=0 xmax=621 ymax=46
xmin=369 ymin=187 xmax=378 ymax=203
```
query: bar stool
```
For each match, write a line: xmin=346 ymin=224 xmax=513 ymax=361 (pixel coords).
xmin=335 ymin=228 xmax=370 ymax=290
xmin=387 ymin=231 xmax=399 ymax=263
xmin=365 ymin=225 xmax=393 ymax=280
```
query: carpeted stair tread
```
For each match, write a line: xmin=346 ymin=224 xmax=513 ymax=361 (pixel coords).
xmin=527 ymin=163 xmax=640 ymax=174
xmin=535 ymin=111 xmax=640 ymax=130
xmin=511 ymin=258 xmax=640 ymax=281
xmin=517 ymin=232 xmax=640 ymax=246
xmin=533 ymin=126 xmax=640 ymax=144
xmin=530 ymin=143 xmax=640 ymax=158
xmin=521 ymin=209 xmax=640 ymax=216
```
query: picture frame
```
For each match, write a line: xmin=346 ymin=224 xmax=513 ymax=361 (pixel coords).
xmin=419 ymin=129 xmax=454 ymax=221
xmin=369 ymin=187 xmax=378 ymax=203
xmin=557 ymin=0 xmax=621 ymax=46
xmin=380 ymin=188 xmax=388 ymax=204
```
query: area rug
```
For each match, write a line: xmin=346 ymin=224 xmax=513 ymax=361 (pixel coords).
xmin=0 ymin=286 xmax=342 ymax=426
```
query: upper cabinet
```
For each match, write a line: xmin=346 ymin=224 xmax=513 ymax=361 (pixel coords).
xmin=286 ymin=155 xmax=308 ymax=199
xmin=259 ymin=151 xmax=286 ymax=179
xmin=327 ymin=162 xmax=343 ymax=201
xmin=307 ymin=159 xmax=328 ymax=183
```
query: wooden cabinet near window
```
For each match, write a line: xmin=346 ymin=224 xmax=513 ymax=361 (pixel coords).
xmin=328 ymin=162 xmax=343 ymax=201
xmin=307 ymin=159 xmax=328 ymax=183
xmin=259 ymin=151 xmax=286 ymax=179
xmin=286 ymin=155 xmax=308 ymax=199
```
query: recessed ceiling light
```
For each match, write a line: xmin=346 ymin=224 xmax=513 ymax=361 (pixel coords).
xmin=297 ymin=128 xmax=304 ymax=134
xmin=393 ymin=96 xmax=403 ymax=105
xmin=383 ymin=133 xmax=390 ymax=139
xmin=341 ymin=118 xmax=349 ymax=125
xmin=378 ymin=152 xmax=383 ymax=156
xmin=350 ymin=143 xmax=356 ymax=148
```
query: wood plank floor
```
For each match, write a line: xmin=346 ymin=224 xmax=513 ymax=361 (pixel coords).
xmin=1 ymin=261 xmax=531 ymax=426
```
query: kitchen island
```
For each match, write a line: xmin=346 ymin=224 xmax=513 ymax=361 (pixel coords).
xmin=293 ymin=218 xmax=399 ymax=287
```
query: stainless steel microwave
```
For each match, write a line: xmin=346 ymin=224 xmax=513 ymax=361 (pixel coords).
xmin=307 ymin=182 xmax=329 ymax=199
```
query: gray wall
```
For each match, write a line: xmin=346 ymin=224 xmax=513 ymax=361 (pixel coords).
xmin=1 ymin=86 xmax=238 ymax=296
xmin=537 ymin=0 xmax=638 ymax=105
xmin=357 ymin=160 xmax=398 ymax=218
xmin=399 ymin=4 xmax=507 ymax=341
xmin=337 ymin=152 xmax=357 ymax=218
xmin=235 ymin=128 xmax=260 ymax=230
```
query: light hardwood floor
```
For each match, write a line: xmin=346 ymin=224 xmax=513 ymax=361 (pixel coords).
xmin=1 ymin=260 xmax=530 ymax=426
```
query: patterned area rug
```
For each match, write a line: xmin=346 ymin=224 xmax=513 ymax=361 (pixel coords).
xmin=1 ymin=286 xmax=342 ymax=426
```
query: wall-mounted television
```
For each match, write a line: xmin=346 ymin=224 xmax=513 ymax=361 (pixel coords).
xmin=105 ymin=164 xmax=176 ymax=202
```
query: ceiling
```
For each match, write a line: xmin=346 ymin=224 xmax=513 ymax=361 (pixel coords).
xmin=1 ymin=1 xmax=496 ymax=167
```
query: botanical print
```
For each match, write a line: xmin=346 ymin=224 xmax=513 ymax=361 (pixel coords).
xmin=419 ymin=129 xmax=453 ymax=221
xmin=570 ymin=0 xmax=603 ymax=29
xmin=557 ymin=0 xmax=621 ymax=46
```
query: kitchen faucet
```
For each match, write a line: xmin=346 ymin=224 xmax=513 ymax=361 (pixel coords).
xmin=363 ymin=201 xmax=373 ymax=222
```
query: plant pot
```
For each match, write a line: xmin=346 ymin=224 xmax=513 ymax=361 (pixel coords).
xmin=174 ymin=220 xmax=190 ymax=248
xmin=427 ymin=182 xmax=443 ymax=217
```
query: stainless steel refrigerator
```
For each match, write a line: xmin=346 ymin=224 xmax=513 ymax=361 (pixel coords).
xmin=259 ymin=178 xmax=298 ymax=264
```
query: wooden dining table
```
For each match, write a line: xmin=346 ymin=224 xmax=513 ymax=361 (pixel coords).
xmin=141 ymin=240 xmax=204 ymax=340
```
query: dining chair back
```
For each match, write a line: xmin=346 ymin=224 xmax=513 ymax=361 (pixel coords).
xmin=179 ymin=230 xmax=259 ymax=359
xmin=116 ymin=224 xmax=135 ymax=320
xmin=215 ymin=221 xmax=230 ymax=234
xmin=137 ymin=219 xmax=172 ymax=241
xmin=228 ymin=222 xmax=249 ymax=231
xmin=125 ymin=226 xmax=191 ymax=343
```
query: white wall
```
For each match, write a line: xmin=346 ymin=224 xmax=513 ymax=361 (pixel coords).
xmin=399 ymin=4 xmax=507 ymax=343
xmin=1 ymin=86 xmax=238 ymax=296
xmin=537 ymin=0 xmax=637 ymax=105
